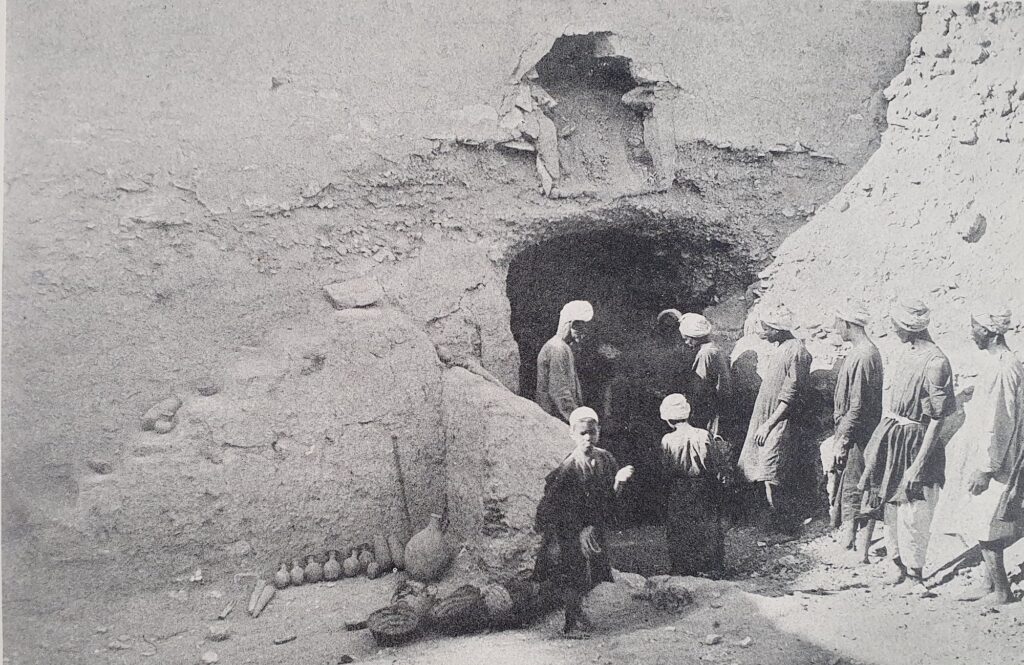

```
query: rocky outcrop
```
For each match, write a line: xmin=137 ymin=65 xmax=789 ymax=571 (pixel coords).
xmin=80 ymin=308 xmax=446 ymax=576
xmin=442 ymin=367 xmax=567 ymax=538
xmin=754 ymin=1 xmax=1024 ymax=376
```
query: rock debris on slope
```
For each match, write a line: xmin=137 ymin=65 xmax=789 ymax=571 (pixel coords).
xmin=754 ymin=1 xmax=1024 ymax=377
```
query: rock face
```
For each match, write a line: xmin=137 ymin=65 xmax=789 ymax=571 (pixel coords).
xmin=754 ymin=2 xmax=1024 ymax=378
xmin=442 ymin=368 xmax=567 ymax=542
xmin=82 ymin=308 xmax=446 ymax=575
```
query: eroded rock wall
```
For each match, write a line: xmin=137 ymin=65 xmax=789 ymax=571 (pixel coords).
xmin=755 ymin=1 xmax=1024 ymax=375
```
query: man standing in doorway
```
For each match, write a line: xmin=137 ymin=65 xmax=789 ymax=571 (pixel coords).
xmin=536 ymin=300 xmax=593 ymax=422
xmin=831 ymin=302 xmax=884 ymax=560
xmin=679 ymin=312 xmax=733 ymax=438
xmin=738 ymin=306 xmax=812 ymax=533
xmin=932 ymin=307 xmax=1024 ymax=604
xmin=859 ymin=298 xmax=955 ymax=588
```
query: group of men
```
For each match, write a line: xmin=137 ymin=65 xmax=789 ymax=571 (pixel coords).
xmin=533 ymin=296 xmax=1024 ymax=604
xmin=829 ymin=298 xmax=1023 ymax=603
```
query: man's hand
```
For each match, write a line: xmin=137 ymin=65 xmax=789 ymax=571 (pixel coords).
xmin=597 ymin=343 xmax=621 ymax=360
xmin=833 ymin=444 xmax=849 ymax=471
xmin=754 ymin=423 xmax=772 ymax=447
xmin=968 ymin=470 xmax=992 ymax=496
xmin=615 ymin=465 xmax=635 ymax=485
xmin=898 ymin=465 xmax=922 ymax=499
xmin=579 ymin=526 xmax=602 ymax=557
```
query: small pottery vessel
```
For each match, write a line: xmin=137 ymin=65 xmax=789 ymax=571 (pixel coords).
xmin=290 ymin=559 xmax=305 ymax=586
xmin=342 ymin=549 xmax=360 ymax=578
xmin=305 ymin=555 xmax=323 ymax=583
xmin=373 ymin=533 xmax=393 ymax=571
xmin=273 ymin=563 xmax=291 ymax=589
xmin=323 ymin=551 xmax=342 ymax=581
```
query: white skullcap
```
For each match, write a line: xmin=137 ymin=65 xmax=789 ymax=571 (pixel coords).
xmin=679 ymin=313 xmax=712 ymax=338
xmin=761 ymin=306 xmax=795 ymax=332
xmin=568 ymin=406 xmax=599 ymax=428
xmin=659 ymin=393 xmax=691 ymax=422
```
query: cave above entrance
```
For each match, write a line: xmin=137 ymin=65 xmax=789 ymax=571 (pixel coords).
xmin=506 ymin=225 xmax=750 ymax=525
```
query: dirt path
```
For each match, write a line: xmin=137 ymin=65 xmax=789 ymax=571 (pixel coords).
xmin=5 ymin=521 xmax=1023 ymax=665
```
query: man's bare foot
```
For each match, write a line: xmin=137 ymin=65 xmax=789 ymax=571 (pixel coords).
xmin=956 ymin=583 xmax=994 ymax=602
xmin=982 ymin=591 xmax=1017 ymax=606
xmin=882 ymin=563 xmax=907 ymax=586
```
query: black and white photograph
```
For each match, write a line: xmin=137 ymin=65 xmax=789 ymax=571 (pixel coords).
xmin=2 ymin=1 xmax=1023 ymax=663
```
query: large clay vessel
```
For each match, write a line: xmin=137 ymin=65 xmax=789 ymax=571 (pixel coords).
xmin=404 ymin=514 xmax=450 ymax=581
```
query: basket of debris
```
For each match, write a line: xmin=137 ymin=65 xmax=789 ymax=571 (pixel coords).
xmin=391 ymin=580 xmax=435 ymax=618
xmin=426 ymin=584 xmax=488 ymax=635
xmin=366 ymin=604 xmax=421 ymax=646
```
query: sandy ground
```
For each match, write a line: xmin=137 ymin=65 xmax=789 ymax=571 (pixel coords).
xmin=4 ymin=519 xmax=1023 ymax=665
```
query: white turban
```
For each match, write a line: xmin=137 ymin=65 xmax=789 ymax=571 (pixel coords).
xmin=679 ymin=313 xmax=712 ymax=338
xmin=657 ymin=309 xmax=683 ymax=325
xmin=558 ymin=300 xmax=594 ymax=328
xmin=761 ymin=306 xmax=795 ymax=332
xmin=659 ymin=393 xmax=691 ymax=422
xmin=569 ymin=406 xmax=599 ymax=428
xmin=890 ymin=298 xmax=930 ymax=332
xmin=835 ymin=301 xmax=871 ymax=327
xmin=973 ymin=306 xmax=1013 ymax=335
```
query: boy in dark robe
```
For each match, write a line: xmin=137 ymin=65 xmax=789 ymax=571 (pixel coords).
xmin=533 ymin=407 xmax=634 ymax=638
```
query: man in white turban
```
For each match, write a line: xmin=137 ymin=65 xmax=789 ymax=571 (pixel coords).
xmin=932 ymin=306 xmax=1024 ymax=604
xmin=656 ymin=393 xmax=725 ymax=575
xmin=533 ymin=407 xmax=633 ymax=637
xmin=679 ymin=313 xmax=732 ymax=437
xmin=859 ymin=298 xmax=955 ymax=588
xmin=830 ymin=301 xmax=883 ymax=560
xmin=536 ymin=300 xmax=593 ymax=422
xmin=737 ymin=305 xmax=812 ymax=533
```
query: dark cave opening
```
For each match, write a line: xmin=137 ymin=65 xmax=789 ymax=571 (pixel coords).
xmin=506 ymin=227 xmax=746 ymax=526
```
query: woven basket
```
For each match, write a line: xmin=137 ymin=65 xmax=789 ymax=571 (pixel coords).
xmin=427 ymin=585 xmax=487 ymax=635
xmin=367 ymin=604 xmax=421 ymax=647
xmin=482 ymin=583 xmax=514 ymax=624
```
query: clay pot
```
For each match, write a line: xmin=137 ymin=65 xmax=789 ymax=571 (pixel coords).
xmin=290 ymin=559 xmax=305 ymax=586
xmin=358 ymin=548 xmax=375 ymax=575
xmin=373 ymin=533 xmax=393 ymax=571
xmin=305 ymin=555 xmax=323 ymax=584
xmin=342 ymin=549 xmax=360 ymax=578
xmin=366 ymin=561 xmax=382 ymax=579
xmin=387 ymin=534 xmax=406 ymax=570
xmin=273 ymin=563 xmax=291 ymax=589
xmin=323 ymin=551 xmax=342 ymax=581
xmin=404 ymin=514 xmax=450 ymax=582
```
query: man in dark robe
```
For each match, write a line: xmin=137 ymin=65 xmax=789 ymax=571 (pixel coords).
xmin=859 ymin=298 xmax=955 ymax=587
xmin=831 ymin=302 xmax=884 ymax=559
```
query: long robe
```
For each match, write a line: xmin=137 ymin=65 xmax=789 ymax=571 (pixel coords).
xmin=932 ymin=348 xmax=1024 ymax=542
xmin=536 ymin=336 xmax=584 ymax=421
xmin=661 ymin=425 xmax=724 ymax=575
xmin=687 ymin=342 xmax=733 ymax=438
xmin=861 ymin=341 xmax=955 ymax=514
xmin=833 ymin=342 xmax=884 ymax=524
xmin=533 ymin=447 xmax=618 ymax=592
xmin=738 ymin=337 xmax=812 ymax=485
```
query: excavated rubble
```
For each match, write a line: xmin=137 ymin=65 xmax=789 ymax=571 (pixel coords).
xmin=755 ymin=2 xmax=1024 ymax=375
